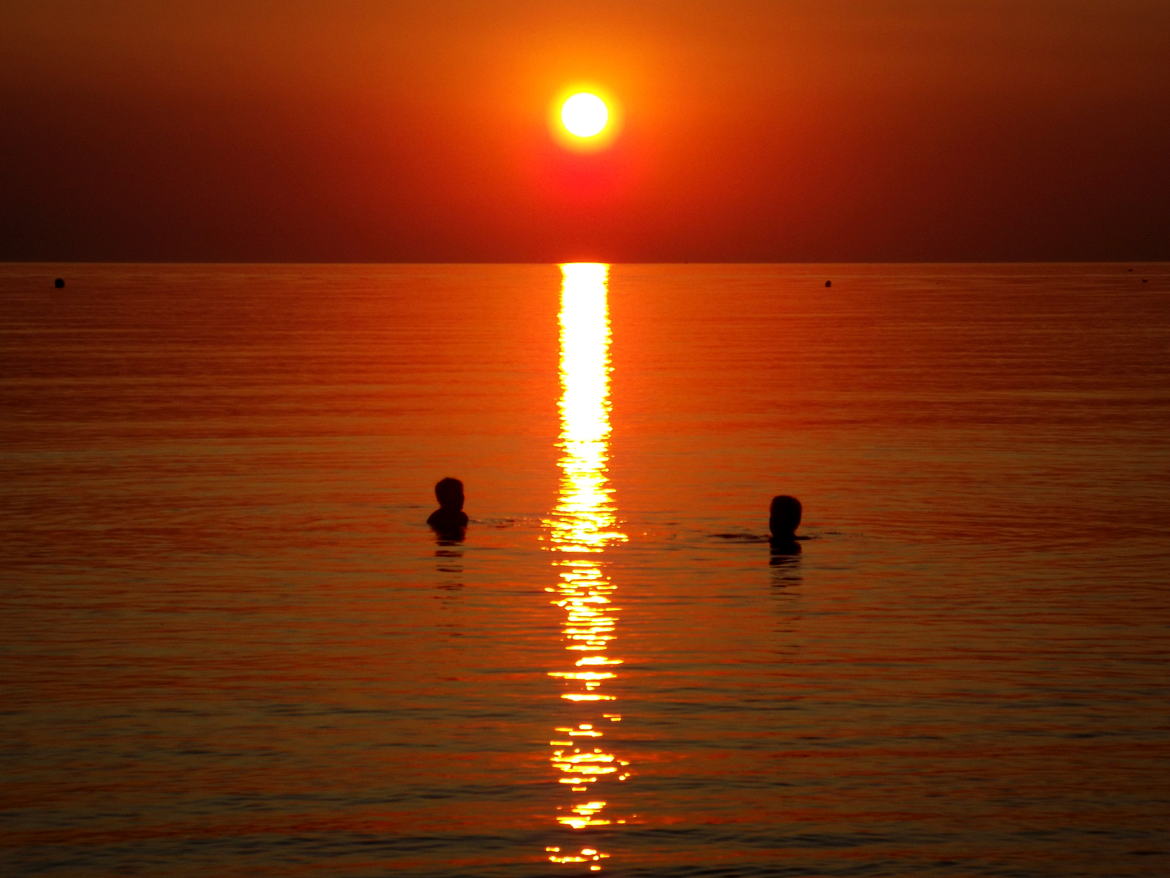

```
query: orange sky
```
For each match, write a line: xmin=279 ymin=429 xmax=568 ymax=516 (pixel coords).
xmin=3 ymin=0 xmax=1168 ymax=261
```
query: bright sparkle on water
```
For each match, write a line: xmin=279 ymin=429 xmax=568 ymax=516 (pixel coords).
xmin=544 ymin=263 xmax=631 ymax=868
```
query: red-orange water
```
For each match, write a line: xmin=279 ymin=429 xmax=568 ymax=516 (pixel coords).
xmin=2 ymin=263 xmax=1168 ymax=876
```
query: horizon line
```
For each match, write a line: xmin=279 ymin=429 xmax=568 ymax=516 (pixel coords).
xmin=4 ymin=258 xmax=1168 ymax=266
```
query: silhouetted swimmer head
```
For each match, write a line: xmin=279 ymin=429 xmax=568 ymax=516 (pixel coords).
xmin=427 ymin=476 xmax=468 ymax=541
xmin=54 ymin=277 xmax=65 ymax=289
xmin=769 ymin=494 xmax=802 ymax=544
xmin=433 ymin=477 xmax=464 ymax=511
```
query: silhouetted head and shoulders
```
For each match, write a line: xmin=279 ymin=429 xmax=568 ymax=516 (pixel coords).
xmin=427 ymin=476 xmax=468 ymax=541
xmin=769 ymin=494 xmax=803 ymax=554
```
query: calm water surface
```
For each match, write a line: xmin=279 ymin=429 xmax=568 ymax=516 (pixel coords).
xmin=2 ymin=263 xmax=1168 ymax=877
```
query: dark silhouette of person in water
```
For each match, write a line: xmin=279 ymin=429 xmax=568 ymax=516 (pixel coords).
xmin=769 ymin=494 xmax=803 ymax=554
xmin=427 ymin=477 xmax=468 ymax=541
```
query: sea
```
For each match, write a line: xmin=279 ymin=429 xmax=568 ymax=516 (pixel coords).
xmin=1 ymin=262 xmax=1168 ymax=877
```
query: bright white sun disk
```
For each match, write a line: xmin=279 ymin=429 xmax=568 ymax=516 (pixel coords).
xmin=561 ymin=93 xmax=609 ymax=138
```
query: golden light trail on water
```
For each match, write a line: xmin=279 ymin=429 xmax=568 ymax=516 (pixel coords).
xmin=544 ymin=263 xmax=630 ymax=871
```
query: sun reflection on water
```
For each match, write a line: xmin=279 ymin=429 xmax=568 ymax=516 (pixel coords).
xmin=544 ymin=263 xmax=629 ymax=870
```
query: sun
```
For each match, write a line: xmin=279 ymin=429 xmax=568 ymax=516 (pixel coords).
xmin=561 ymin=93 xmax=609 ymax=138
xmin=550 ymin=86 xmax=620 ymax=151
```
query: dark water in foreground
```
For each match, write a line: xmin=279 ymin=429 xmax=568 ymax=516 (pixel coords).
xmin=2 ymin=263 xmax=1168 ymax=877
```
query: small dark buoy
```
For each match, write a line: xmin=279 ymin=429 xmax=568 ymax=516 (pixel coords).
xmin=1142 ymin=279 xmax=1149 ymax=283
xmin=54 ymin=277 xmax=65 ymax=289
xmin=824 ymin=280 xmax=832 ymax=288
